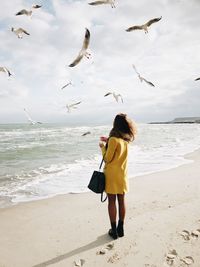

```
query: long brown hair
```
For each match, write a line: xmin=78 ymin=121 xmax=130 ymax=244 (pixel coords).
xmin=109 ymin=113 xmax=137 ymax=142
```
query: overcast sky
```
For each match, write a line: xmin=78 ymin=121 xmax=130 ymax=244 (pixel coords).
xmin=0 ymin=0 xmax=200 ymax=125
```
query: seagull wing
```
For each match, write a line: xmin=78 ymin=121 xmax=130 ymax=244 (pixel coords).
xmin=16 ymin=9 xmax=29 ymax=16
xmin=104 ymin=92 xmax=112 ymax=97
xmin=24 ymin=108 xmax=35 ymax=124
xmin=82 ymin=28 xmax=90 ymax=51
xmin=113 ymin=93 xmax=123 ymax=103
xmin=88 ymin=0 xmax=107 ymax=5
xmin=118 ymin=94 xmax=124 ymax=103
xmin=142 ymin=77 xmax=155 ymax=87
xmin=61 ymin=82 xmax=72 ymax=90
xmin=126 ymin=25 xmax=143 ymax=32
xmin=69 ymin=29 xmax=90 ymax=67
xmin=68 ymin=53 xmax=84 ymax=67
xmin=5 ymin=68 xmax=12 ymax=76
xmin=19 ymin=28 xmax=30 ymax=35
xmin=61 ymin=84 xmax=68 ymax=90
xmin=70 ymin=101 xmax=81 ymax=107
xmin=195 ymin=77 xmax=200 ymax=81
xmin=146 ymin=16 xmax=162 ymax=27
xmin=132 ymin=64 xmax=140 ymax=75
xmin=0 ymin=67 xmax=12 ymax=76
xmin=82 ymin=131 xmax=91 ymax=136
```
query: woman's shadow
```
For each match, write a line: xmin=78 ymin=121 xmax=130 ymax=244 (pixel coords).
xmin=32 ymin=234 xmax=111 ymax=267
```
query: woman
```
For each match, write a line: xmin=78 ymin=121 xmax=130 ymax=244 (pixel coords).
xmin=99 ymin=113 xmax=137 ymax=239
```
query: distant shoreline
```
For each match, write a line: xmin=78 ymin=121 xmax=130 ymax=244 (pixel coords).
xmin=149 ymin=116 xmax=200 ymax=124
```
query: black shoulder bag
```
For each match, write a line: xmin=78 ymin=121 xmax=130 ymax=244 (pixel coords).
xmin=88 ymin=158 xmax=107 ymax=202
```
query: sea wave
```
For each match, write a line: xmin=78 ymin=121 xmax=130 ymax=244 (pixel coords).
xmin=0 ymin=123 xmax=200 ymax=207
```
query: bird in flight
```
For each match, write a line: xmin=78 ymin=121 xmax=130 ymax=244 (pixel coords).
xmin=126 ymin=16 xmax=162 ymax=34
xmin=195 ymin=77 xmax=200 ymax=81
xmin=0 ymin=67 xmax=12 ymax=77
xmin=15 ymin=4 xmax=42 ymax=17
xmin=61 ymin=81 xmax=73 ymax=90
xmin=88 ymin=0 xmax=115 ymax=8
xmin=104 ymin=92 xmax=123 ymax=103
xmin=69 ymin=28 xmax=91 ymax=67
xmin=132 ymin=64 xmax=155 ymax=87
xmin=24 ymin=108 xmax=42 ymax=125
xmin=66 ymin=101 xmax=81 ymax=113
xmin=81 ymin=131 xmax=91 ymax=136
xmin=11 ymin=27 xmax=30 ymax=38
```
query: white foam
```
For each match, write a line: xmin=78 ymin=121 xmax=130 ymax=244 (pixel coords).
xmin=1 ymin=123 xmax=200 ymax=206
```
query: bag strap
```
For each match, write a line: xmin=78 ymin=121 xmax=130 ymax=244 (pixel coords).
xmin=99 ymin=157 xmax=104 ymax=171
xmin=101 ymin=192 xmax=107 ymax=202
xmin=100 ymin=140 xmax=108 ymax=202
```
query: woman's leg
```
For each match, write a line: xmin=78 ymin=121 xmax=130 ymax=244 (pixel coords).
xmin=117 ymin=194 xmax=125 ymax=237
xmin=107 ymin=194 xmax=118 ymax=239
xmin=107 ymin=194 xmax=117 ymax=223
xmin=117 ymin=193 xmax=126 ymax=221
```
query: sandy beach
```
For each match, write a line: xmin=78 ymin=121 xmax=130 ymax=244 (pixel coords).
xmin=0 ymin=150 xmax=200 ymax=267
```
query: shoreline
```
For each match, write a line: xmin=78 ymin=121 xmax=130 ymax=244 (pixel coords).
xmin=0 ymin=149 xmax=200 ymax=266
xmin=0 ymin=146 xmax=198 ymax=210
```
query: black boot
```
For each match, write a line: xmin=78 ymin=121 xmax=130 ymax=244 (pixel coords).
xmin=108 ymin=222 xmax=118 ymax=240
xmin=117 ymin=220 xmax=124 ymax=237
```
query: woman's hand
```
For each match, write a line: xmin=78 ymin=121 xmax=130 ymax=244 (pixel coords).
xmin=99 ymin=142 xmax=104 ymax=148
xmin=100 ymin=136 xmax=108 ymax=142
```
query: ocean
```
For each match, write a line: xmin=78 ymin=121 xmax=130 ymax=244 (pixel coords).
xmin=0 ymin=123 xmax=200 ymax=208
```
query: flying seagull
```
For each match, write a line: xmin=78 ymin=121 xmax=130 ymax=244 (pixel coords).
xmin=82 ymin=131 xmax=91 ymax=136
xmin=11 ymin=27 xmax=30 ymax=38
xmin=104 ymin=92 xmax=123 ymax=103
xmin=24 ymin=108 xmax=42 ymax=125
xmin=69 ymin=28 xmax=91 ymax=67
xmin=66 ymin=101 xmax=81 ymax=113
xmin=88 ymin=0 xmax=115 ymax=8
xmin=15 ymin=5 xmax=42 ymax=16
xmin=126 ymin=16 xmax=162 ymax=34
xmin=61 ymin=81 xmax=73 ymax=90
xmin=195 ymin=77 xmax=200 ymax=81
xmin=32 ymin=4 xmax=42 ymax=9
xmin=132 ymin=64 xmax=155 ymax=87
xmin=0 ymin=67 xmax=12 ymax=77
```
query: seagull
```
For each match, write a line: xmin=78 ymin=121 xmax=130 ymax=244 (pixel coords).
xmin=88 ymin=0 xmax=115 ymax=8
xmin=11 ymin=27 xmax=30 ymax=38
xmin=126 ymin=16 xmax=162 ymax=34
xmin=104 ymin=92 xmax=123 ymax=103
xmin=24 ymin=108 xmax=42 ymax=125
xmin=66 ymin=101 xmax=81 ymax=113
xmin=0 ymin=67 xmax=12 ymax=77
xmin=15 ymin=5 xmax=42 ymax=16
xmin=82 ymin=131 xmax=91 ymax=136
xmin=69 ymin=28 xmax=91 ymax=67
xmin=32 ymin=4 xmax=42 ymax=9
xmin=195 ymin=77 xmax=200 ymax=81
xmin=132 ymin=64 xmax=155 ymax=87
xmin=61 ymin=81 xmax=73 ymax=90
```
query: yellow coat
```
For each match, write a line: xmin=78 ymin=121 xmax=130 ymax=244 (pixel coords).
xmin=101 ymin=137 xmax=129 ymax=194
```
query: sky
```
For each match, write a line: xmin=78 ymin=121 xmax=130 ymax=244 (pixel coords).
xmin=0 ymin=0 xmax=200 ymax=125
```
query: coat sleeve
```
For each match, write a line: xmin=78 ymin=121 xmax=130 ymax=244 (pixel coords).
xmin=101 ymin=137 xmax=118 ymax=163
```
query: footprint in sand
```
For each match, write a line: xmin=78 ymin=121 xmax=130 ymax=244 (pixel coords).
xmin=74 ymin=259 xmax=85 ymax=266
xmin=180 ymin=256 xmax=194 ymax=265
xmin=96 ymin=242 xmax=114 ymax=255
xmin=179 ymin=230 xmax=190 ymax=241
xmin=191 ymin=229 xmax=200 ymax=238
xmin=107 ymin=252 xmax=120 ymax=263
xmin=165 ymin=249 xmax=178 ymax=265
